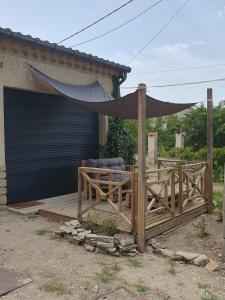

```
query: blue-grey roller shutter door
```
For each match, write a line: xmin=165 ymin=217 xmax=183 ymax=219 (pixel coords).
xmin=4 ymin=88 xmax=99 ymax=204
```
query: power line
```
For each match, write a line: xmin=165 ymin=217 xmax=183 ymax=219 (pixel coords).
xmin=70 ymin=0 xmax=163 ymax=48
xmin=126 ymin=0 xmax=191 ymax=65
xmin=132 ymin=63 xmax=225 ymax=75
xmin=120 ymin=76 xmax=225 ymax=89
xmin=57 ymin=0 xmax=134 ymax=45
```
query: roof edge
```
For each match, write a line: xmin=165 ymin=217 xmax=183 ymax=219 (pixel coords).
xmin=0 ymin=27 xmax=131 ymax=73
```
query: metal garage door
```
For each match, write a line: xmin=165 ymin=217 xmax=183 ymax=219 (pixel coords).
xmin=4 ymin=88 xmax=99 ymax=204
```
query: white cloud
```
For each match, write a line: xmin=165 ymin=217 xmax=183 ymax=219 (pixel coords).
xmin=114 ymin=43 xmax=225 ymax=104
xmin=192 ymin=40 xmax=206 ymax=46
xmin=217 ymin=6 xmax=225 ymax=18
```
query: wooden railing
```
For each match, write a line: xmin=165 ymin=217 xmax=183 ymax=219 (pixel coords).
xmin=145 ymin=160 xmax=207 ymax=221
xmin=145 ymin=167 xmax=178 ymax=217
xmin=78 ymin=167 xmax=134 ymax=230
xmin=77 ymin=159 xmax=208 ymax=235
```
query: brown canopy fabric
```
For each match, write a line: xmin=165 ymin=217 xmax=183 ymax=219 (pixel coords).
xmin=30 ymin=65 xmax=195 ymax=119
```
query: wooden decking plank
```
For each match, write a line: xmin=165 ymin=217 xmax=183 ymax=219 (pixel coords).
xmin=145 ymin=204 xmax=207 ymax=239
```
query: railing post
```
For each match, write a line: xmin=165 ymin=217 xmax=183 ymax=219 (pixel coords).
xmin=78 ymin=168 xmax=82 ymax=221
xmin=171 ymin=171 xmax=175 ymax=217
xmin=178 ymin=165 xmax=183 ymax=214
xmin=131 ymin=171 xmax=138 ymax=233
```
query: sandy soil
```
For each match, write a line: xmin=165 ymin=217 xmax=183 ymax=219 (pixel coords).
xmin=0 ymin=208 xmax=225 ymax=300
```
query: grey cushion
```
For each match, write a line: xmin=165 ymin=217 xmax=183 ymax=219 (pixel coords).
xmin=86 ymin=157 xmax=126 ymax=182
xmin=87 ymin=157 xmax=125 ymax=171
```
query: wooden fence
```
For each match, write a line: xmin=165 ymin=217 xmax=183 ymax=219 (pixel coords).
xmin=77 ymin=159 xmax=208 ymax=243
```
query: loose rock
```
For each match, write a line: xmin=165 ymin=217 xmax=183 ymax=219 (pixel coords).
xmin=153 ymin=248 xmax=176 ymax=258
xmin=96 ymin=242 xmax=115 ymax=250
xmin=205 ymin=259 xmax=220 ymax=273
xmin=175 ymin=251 xmax=199 ymax=263
xmin=65 ymin=220 xmax=81 ymax=229
xmin=84 ymin=244 xmax=95 ymax=252
xmin=114 ymin=234 xmax=134 ymax=247
xmin=86 ymin=234 xmax=114 ymax=243
xmin=193 ymin=255 xmax=208 ymax=267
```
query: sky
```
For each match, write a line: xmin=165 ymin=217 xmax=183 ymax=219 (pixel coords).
xmin=1 ymin=0 xmax=225 ymax=104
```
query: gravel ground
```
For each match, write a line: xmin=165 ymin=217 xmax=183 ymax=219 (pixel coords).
xmin=0 ymin=207 xmax=225 ymax=300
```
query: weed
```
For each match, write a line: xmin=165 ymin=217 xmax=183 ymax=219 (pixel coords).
xmin=129 ymin=259 xmax=143 ymax=269
xmin=168 ymin=259 xmax=176 ymax=275
xmin=40 ymin=281 xmax=72 ymax=295
xmin=198 ymin=282 xmax=217 ymax=300
xmin=213 ymin=191 xmax=223 ymax=222
xmin=96 ymin=263 xmax=121 ymax=283
xmin=101 ymin=218 xmax=117 ymax=236
xmin=35 ymin=229 xmax=50 ymax=236
xmin=50 ymin=232 xmax=64 ymax=240
xmin=198 ymin=283 xmax=211 ymax=290
xmin=83 ymin=212 xmax=98 ymax=231
xmin=193 ymin=215 xmax=208 ymax=238
xmin=135 ymin=280 xmax=149 ymax=293
xmin=201 ymin=291 xmax=218 ymax=300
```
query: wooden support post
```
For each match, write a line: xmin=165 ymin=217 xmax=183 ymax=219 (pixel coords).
xmin=222 ymin=164 xmax=225 ymax=262
xmin=207 ymin=88 xmax=213 ymax=213
xmin=132 ymin=171 xmax=138 ymax=233
xmin=77 ymin=168 xmax=82 ymax=221
xmin=137 ymin=83 xmax=146 ymax=253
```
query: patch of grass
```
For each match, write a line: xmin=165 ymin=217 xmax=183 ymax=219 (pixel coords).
xmin=135 ymin=280 xmax=149 ymax=293
xmin=96 ymin=263 xmax=121 ymax=283
xmin=201 ymin=292 xmax=218 ymax=300
xmin=213 ymin=191 xmax=223 ymax=222
xmin=193 ymin=215 xmax=208 ymax=238
xmin=198 ymin=283 xmax=211 ymax=290
xmin=101 ymin=218 xmax=117 ymax=236
xmin=50 ymin=232 xmax=64 ymax=240
xmin=40 ymin=281 xmax=72 ymax=295
xmin=83 ymin=212 xmax=98 ymax=231
xmin=198 ymin=282 xmax=218 ymax=300
xmin=129 ymin=259 xmax=143 ymax=269
xmin=34 ymin=229 xmax=51 ymax=236
xmin=168 ymin=259 xmax=176 ymax=275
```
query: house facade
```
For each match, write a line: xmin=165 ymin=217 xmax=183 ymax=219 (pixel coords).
xmin=0 ymin=28 xmax=130 ymax=205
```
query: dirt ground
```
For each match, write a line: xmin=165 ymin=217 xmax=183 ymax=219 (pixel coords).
xmin=0 ymin=208 xmax=225 ymax=300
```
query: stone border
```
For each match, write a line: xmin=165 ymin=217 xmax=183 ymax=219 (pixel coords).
xmin=57 ymin=220 xmax=139 ymax=257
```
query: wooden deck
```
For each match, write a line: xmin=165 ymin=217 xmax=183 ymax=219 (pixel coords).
xmin=36 ymin=193 xmax=207 ymax=238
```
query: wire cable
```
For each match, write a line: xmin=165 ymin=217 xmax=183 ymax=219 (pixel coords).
xmin=120 ymin=76 xmax=225 ymax=89
xmin=126 ymin=0 xmax=191 ymax=65
xmin=132 ymin=63 xmax=225 ymax=75
xmin=70 ymin=0 xmax=163 ymax=48
xmin=57 ymin=0 xmax=135 ymax=45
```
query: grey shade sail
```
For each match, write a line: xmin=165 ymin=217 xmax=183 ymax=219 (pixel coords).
xmin=30 ymin=65 xmax=195 ymax=119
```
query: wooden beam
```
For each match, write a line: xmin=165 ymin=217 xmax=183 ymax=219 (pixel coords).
xmin=207 ymin=88 xmax=213 ymax=213
xmin=137 ymin=83 xmax=146 ymax=252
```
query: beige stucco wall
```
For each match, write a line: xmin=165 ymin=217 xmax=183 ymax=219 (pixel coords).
xmin=0 ymin=37 xmax=121 ymax=204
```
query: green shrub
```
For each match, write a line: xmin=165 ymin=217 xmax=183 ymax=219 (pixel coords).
xmin=101 ymin=218 xmax=117 ymax=236
xmin=83 ymin=212 xmax=98 ymax=231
